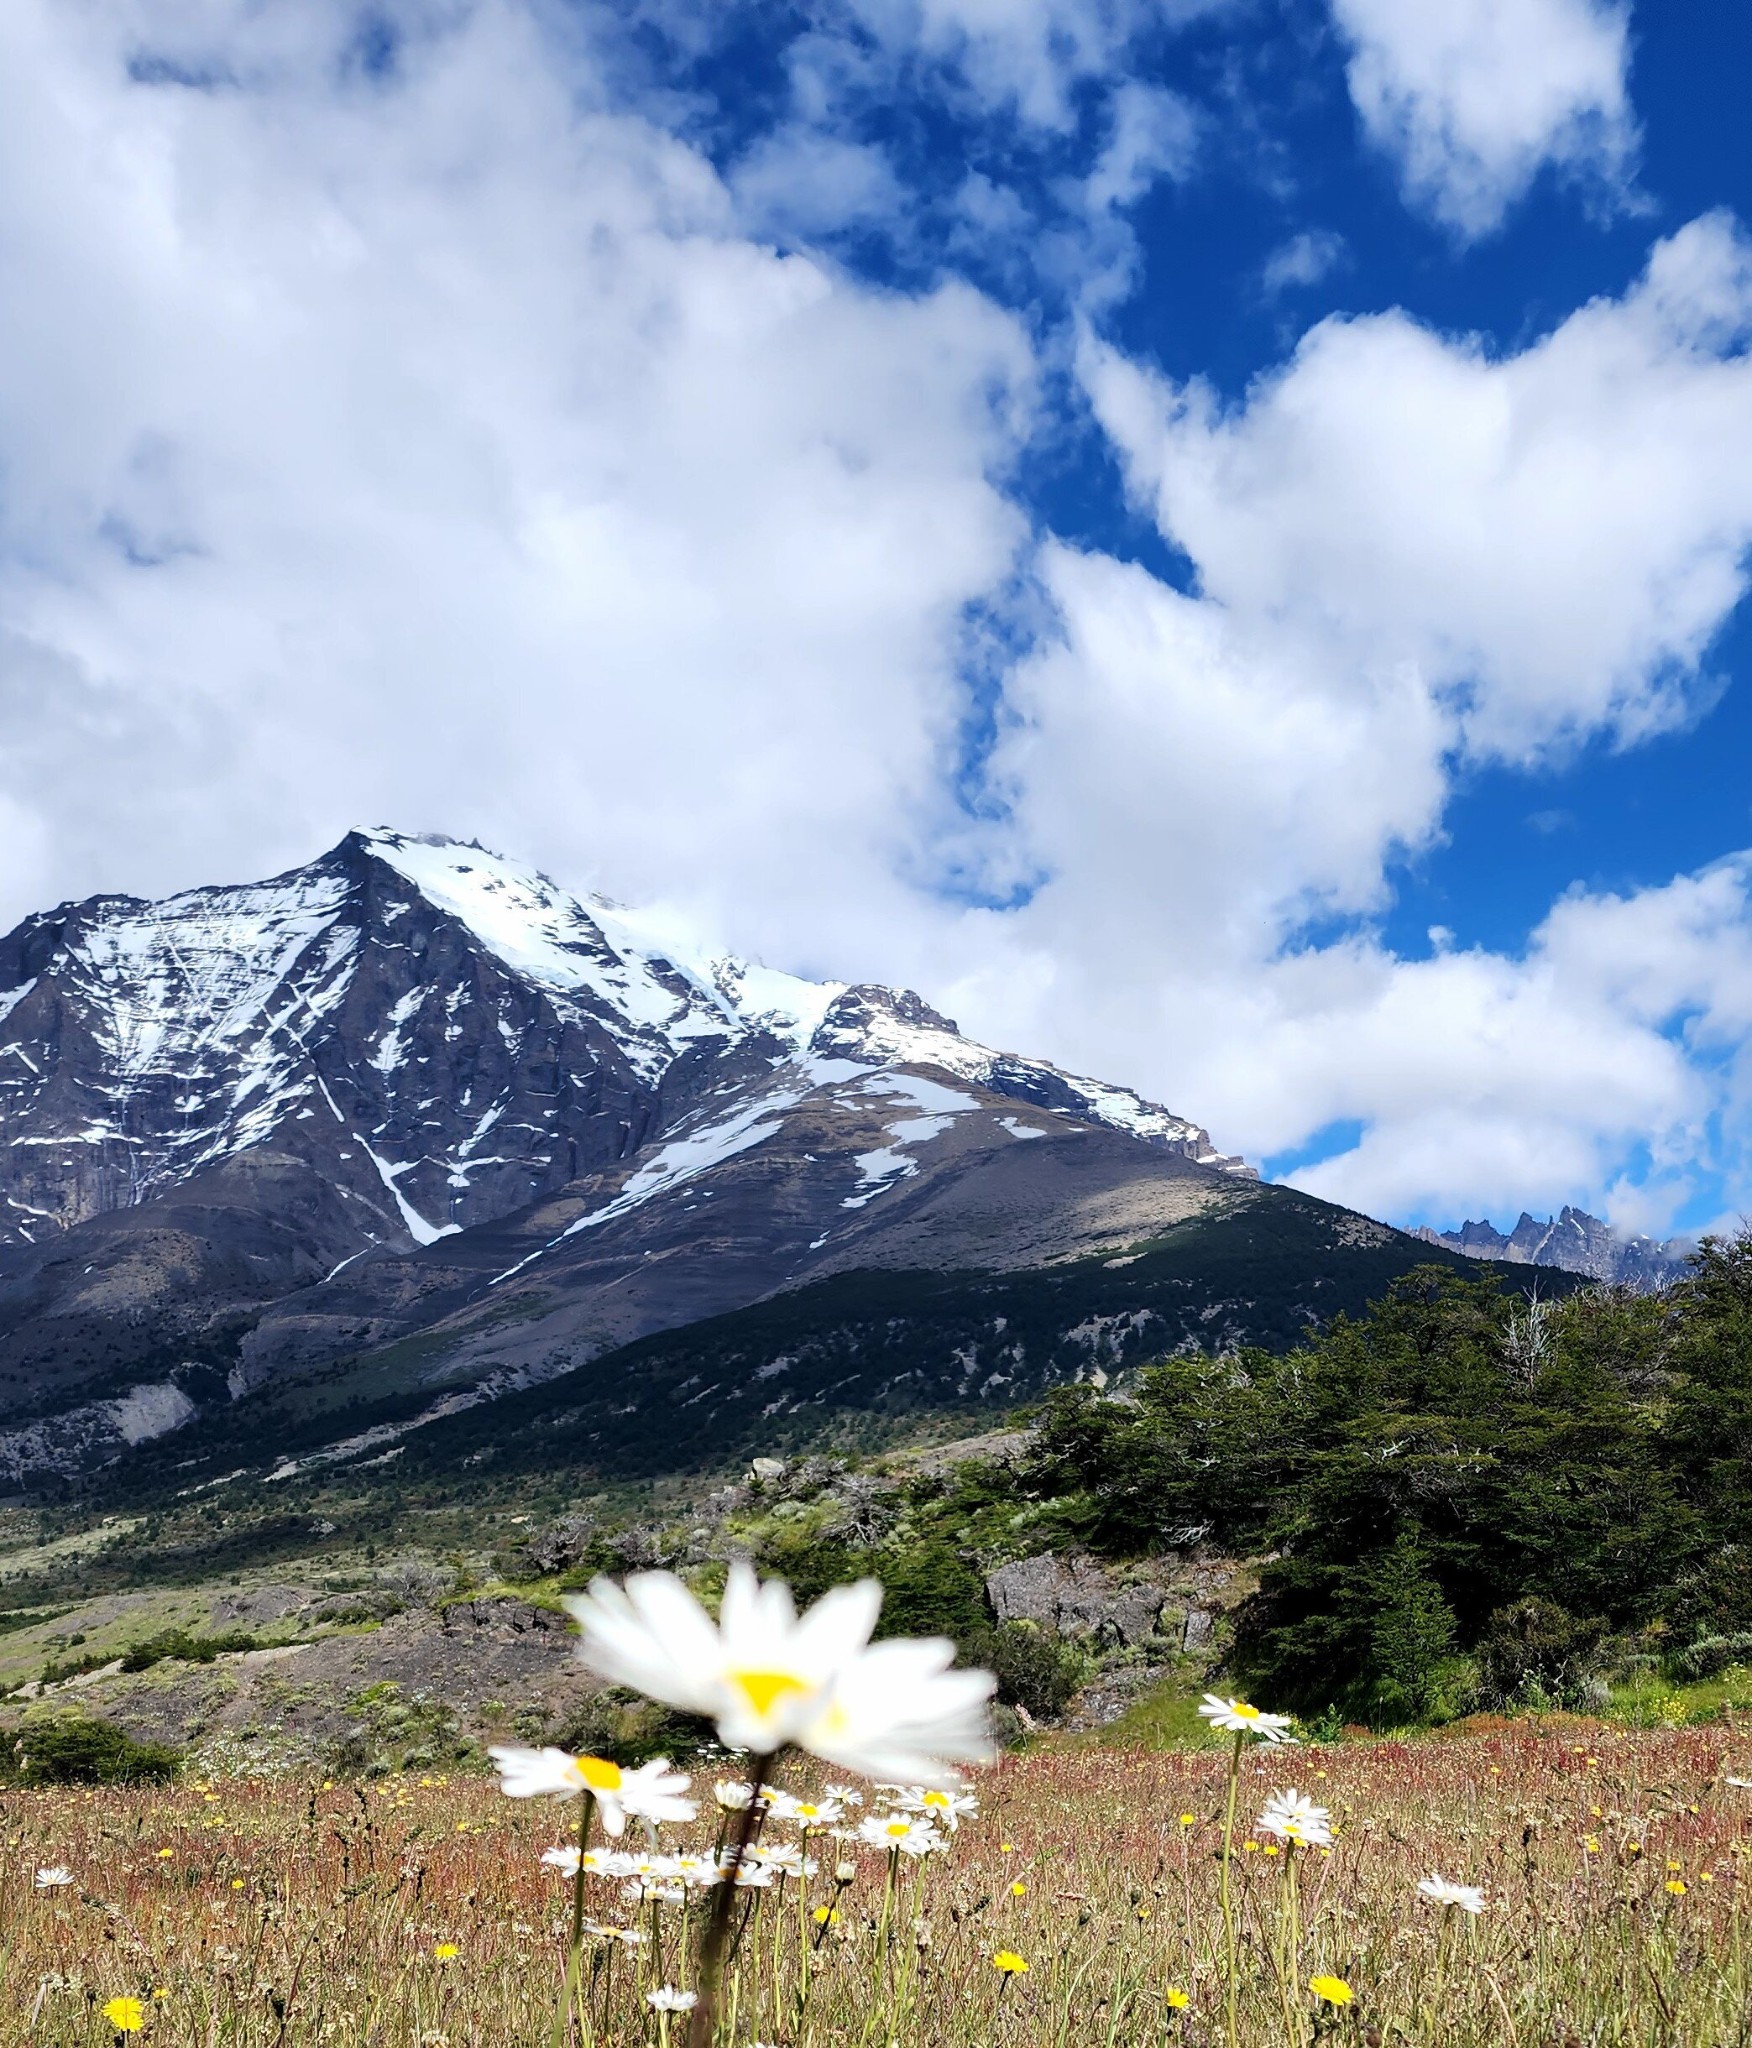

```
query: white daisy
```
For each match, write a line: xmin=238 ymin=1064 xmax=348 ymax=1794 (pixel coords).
xmin=487 ymin=1748 xmax=696 ymax=1837
xmin=797 ymin=1636 xmax=995 ymax=1785
xmin=626 ymin=1880 xmax=688 ymax=1906
xmin=1258 ymin=1789 xmax=1332 ymax=1849
xmin=1198 ymin=1695 xmax=1297 ymax=1742
xmin=672 ymin=1852 xmax=726 ymax=1888
xmin=647 ymin=1987 xmax=698 ymax=2012
xmin=566 ymin=1564 xmax=994 ymax=1779
xmin=34 ymin=1867 xmax=74 ymax=1889
xmin=566 ymin=1565 xmax=878 ymax=1754
xmin=714 ymin=1779 xmax=758 ymax=1811
xmin=891 ymin=1784 xmax=978 ymax=1831
xmin=767 ymin=1789 xmax=845 ymax=1827
xmin=541 ymin=1845 xmax=632 ymax=1878
xmin=857 ymin=1813 xmax=947 ymax=1857
xmin=1416 ymin=1874 xmax=1486 ymax=1914
xmin=583 ymin=1921 xmax=645 ymax=1946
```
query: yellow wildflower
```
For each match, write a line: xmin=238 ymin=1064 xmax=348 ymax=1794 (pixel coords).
xmin=1165 ymin=1986 xmax=1190 ymax=2011
xmin=1010 ymin=1881 xmax=1027 ymax=1896
xmin=103 ymin=1998 xmax=145 ymax=2034
xmin=1178 ymin=1813 xmax=1196 ymax=1827
xmin=1666 ymin=1879 xmax=1688 ymax=1896
xmin=992 ymin=1951 xmax=1030 ymax=1975
xmin=433 ymin=1943 xmax=460 ymax=1961
xmin=1310 ymin=1975 xmax=1353 ymax=2007
xmin=812 ymin=1906 xmax=840 ymax=1925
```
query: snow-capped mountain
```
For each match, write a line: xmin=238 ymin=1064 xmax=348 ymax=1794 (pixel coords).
xmin=0 ymin=827 xmax=1247 ymax=1261
xmin=1410 ymin=1207 xmax=1692 ymax=1290
xmin=0 ymin=829 xmax=1326 ymax=1482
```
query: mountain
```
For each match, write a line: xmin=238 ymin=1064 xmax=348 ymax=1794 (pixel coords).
xmin=1409 ymin=1206 xmax=1692 ymax=1290
xmin=0 ymin=829 xmax=1519 ymax=1493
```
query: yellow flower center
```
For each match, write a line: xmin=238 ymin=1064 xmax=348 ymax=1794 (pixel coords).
xmin=728 ymin=1668 xmax=814 ymax=1718
xmin=922 ymin=1790 xmax=948 ymax=1807
xmin=885 ymin=1819 xmax=912 ymax=1837
xmin=573 ymin=1755 xmax=624 ymax=1793
xmin=1233 ymin=1702 xmax=1261 ymax=1721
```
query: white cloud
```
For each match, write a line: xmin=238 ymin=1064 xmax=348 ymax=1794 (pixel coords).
xmin=1083 ymin=215 xmax=1752 ymax=762
xmin=1331 ymin=0 xmax=1638 ymax=237
xmin=840 ymin=0 xmax=1226 ymax=131
xmin=1259 ymin=228 xmax=1346 ymax=297
xmin=918 ymin=215 xmax=1752 ymax=1235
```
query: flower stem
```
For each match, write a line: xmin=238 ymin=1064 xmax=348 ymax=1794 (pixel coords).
xmin=550 ymin=1791 xmax=596 ymax=2048
xmin=686 ymin=1753 xmax=775 ymax=2048
xmin=1220 ymin=1732 xmax=1243 ymax=2048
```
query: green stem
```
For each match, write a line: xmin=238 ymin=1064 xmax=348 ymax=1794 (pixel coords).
xmin=1220 ymin=1733 xmax=1243 ymax=2048
xmin=686 ymin=1753 xmax=776 ymax=2048
xmin=1283 ymin=1850 xmax=1303 ymax=2048
xmin=549 ymin=1791 xmax=597 ymax=2048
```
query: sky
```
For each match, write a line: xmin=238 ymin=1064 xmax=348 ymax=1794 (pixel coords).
xmin=3 ymin=0 xmax=1752 ymax=1241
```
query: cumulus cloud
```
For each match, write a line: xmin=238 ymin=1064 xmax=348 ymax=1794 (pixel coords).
xmin=1082 ymin=214 xmax=1752 ymax=761
xmin=925 ymin=213 xmax=1752 ymax=1234
xmin=1330 ymin=0 xmax=1638 ymax=237
xmin=1259 ymin=228 xmax=1346 ymax=297
xmin=839 ymin=0 xmax=1226 ymax=131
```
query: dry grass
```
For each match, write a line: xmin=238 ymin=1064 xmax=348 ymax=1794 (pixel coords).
xmin=7 ymin=1722 xmax=1752 ymax=2046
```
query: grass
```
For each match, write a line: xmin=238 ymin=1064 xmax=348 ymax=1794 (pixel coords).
xmin=7 ymin=1720 xmax=1752 ymax=2046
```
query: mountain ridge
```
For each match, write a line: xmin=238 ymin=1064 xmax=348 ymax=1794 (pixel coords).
xmin=1410 ymin=1205 xmax=1692 ymax=1289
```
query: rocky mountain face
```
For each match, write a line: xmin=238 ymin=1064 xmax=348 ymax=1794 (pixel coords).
xmin=1410 ymin=1206 xmax=1692 ymax=1289
xmin=0 ymin=828 xmax=1479 ymax=1493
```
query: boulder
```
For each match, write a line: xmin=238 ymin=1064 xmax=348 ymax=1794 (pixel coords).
xmin=984 ymin=1554 xmax=1170 ymax=1647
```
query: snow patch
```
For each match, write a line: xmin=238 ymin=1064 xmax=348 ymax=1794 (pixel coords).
xmin=357 ymin=1139 xmax=460 ymax=1247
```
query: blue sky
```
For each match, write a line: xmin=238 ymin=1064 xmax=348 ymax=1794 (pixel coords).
xmin=3 ymin=1 xmax=1752 ymax=1239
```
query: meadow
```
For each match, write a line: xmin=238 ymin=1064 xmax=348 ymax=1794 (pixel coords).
xmin=9 ymin=1720 xmax=1752 ymax=2048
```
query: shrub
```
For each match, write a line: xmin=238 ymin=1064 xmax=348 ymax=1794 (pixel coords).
xmin=966 ymin=1620 xmax=1086 ymax=1723
xmin=1673 ymin=1632 xmax=1752 ymax=1680
xmin=4 ymin=1712 xmax=181 ymax=1786
xmin=119 ymin=1627 xmax=260 ymax=1673
xmin=1477 ymin=1598 xmax=1605 ymax=1710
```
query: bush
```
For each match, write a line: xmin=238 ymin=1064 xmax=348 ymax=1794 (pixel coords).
xmin=548 ymin=1690 xmax=720 ymax=1767
xmin=1477 ymin=1598 xmax=1606 ymax=1710
xmin=1673 ymin=1632 xmax=1752 ymax=1680
xmin=966 ymin=1620 xmax=1086 ymax=1723
xmin=4 ymin=1712 xmax=181 ymax=1786
xmin=119 ymin=1627 xmax=260 ymax=1673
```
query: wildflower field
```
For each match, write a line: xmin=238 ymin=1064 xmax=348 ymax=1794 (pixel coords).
xmin=11 ymin=1720 xmax=1752 ymax=2048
